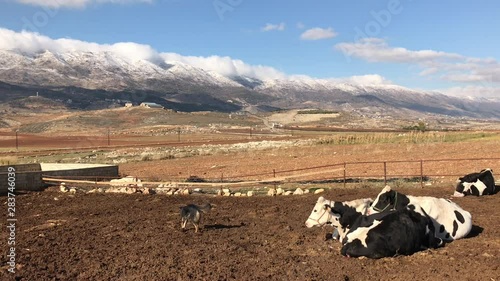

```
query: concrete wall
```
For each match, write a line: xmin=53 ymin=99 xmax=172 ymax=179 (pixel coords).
xmin=0 ymin=163 xmax=120 ymax=194
xmin=41 ymin=164 xmax=119 ymax=180
xmin=0 ymin=164 xmax=43 ymax=194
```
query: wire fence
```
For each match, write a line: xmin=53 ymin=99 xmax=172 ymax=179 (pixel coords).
xmin=41 ymin=157 xmax=500 ymax=189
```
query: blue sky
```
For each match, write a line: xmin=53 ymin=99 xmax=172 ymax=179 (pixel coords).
xmin=0 ymin=0 xmax=499 ymax=97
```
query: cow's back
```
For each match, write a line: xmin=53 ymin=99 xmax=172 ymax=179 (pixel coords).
xmin=407 ymin=196 xmax=472 ymax=240
xmin=341 ymin=208 xmax=441 ymax=259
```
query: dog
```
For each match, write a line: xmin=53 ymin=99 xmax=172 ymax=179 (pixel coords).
xmin=179 ymin=203 xmax=215 ymax=233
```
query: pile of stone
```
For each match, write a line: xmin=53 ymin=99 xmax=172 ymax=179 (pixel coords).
xmin=266 ymin=187 xmax=325 ymax=196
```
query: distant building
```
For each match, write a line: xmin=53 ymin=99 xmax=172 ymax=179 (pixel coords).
xmin=140 ymin=102 xmax=164 ymax=109
xmin=272 ymin=122 xmax=283 ymax=128
xmin=124 ymin=102 xmax=133 ymax=108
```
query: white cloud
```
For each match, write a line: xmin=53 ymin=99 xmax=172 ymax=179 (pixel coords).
xmin=160 ymin=53 xmax=286 ymax=80
xmin=335 ymin=37 xmax=462 ymax=63
xmin=343 ymin=74 xmax=391 ymax=85
xmin=14 ymin=0 xmax=153 ymax=9
xmin=439 ymin=85 xmax=500 ymax=99
xmin=300 ymin=27 xmax=337 ymax=40
xmin=335 ymin=37 xmax=500 ymax=86
xmin=261 ymin=22 xmax=285 ymax=32
xmin=296 ymin=22 xmax=305 ymax=29
xmin=0 ymin=28 xmax=162 ymax=62
xmin=0 ymin=28 xmax=286 ymax=80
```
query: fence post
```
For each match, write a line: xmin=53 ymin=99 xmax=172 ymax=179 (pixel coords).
xmin=273 ymin=169 xmax=277 ymax=190
xmin=177 ymin=127 xmax=181 ymax=142
xmin=343 ymin=162 xmax=346 ymax=188
xmin=420 ymin=160 xmax=424 ymax=188
xmin=15 ymin=130 xmax=19 ymax=150
xmin=383 ymin=162 xmax=387 ymax=185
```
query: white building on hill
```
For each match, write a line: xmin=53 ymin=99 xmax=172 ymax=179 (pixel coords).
xmin=140 ymin=102 xmax=164 ymax=109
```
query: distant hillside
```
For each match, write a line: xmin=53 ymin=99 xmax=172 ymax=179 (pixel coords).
xmin=8 ymin=96 xmax=67 ymax=111
xmin=1 ymin=49 xmax=500 ymax=119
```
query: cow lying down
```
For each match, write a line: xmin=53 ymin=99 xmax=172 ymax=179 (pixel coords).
xmin=368 ymin=185 xmax=472 ymax=241
xmin=454 ymin=168 xmax=498 ymax=197
xmin=338 ymin=206 xmax=443 ymax=259
xmin=305 ymin=196 xmax=372 ymax=241
xmin=306 ymin=196 xmax=443 ymax=259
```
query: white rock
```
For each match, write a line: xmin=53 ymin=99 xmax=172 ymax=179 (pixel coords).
xmin=293 ymin=188 xmax=304 ymax=195
xmin=267 ymin=188 xmax=277 ymax=196
xmin=247 ymin=191 xmax=254 ymax=197
xmin=313 ymin=188 xmax=324 ymax=194
xmin=110 ymin=176 xmax=141 ymax=186
xmin=155 ymin=187 xmax=171 ymax=194
xmin=276 ymin=187 xmax=284 ymax=195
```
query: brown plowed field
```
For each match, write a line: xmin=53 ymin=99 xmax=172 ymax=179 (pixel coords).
xmin=2 ymin=134 xmax=500 ymax=280
xmin=1 ymin=185 xmax=499 ymax=281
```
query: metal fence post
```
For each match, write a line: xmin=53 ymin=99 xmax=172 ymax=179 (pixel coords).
xmin=383 ymin=162 xmax=387 ymax=185
xmin=343 ymin=162 xmax=346 ymax=188
xmin=420 ymin=160 xmax=424 ymax=188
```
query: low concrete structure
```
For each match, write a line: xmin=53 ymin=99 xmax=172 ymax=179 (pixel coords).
xmin=41 ymin=163 xmax=119 ymax=180
xmin=0 ymin=163 xmax=119 ymax=194
xmin=0 ymin=164 xmax=43 ymax=194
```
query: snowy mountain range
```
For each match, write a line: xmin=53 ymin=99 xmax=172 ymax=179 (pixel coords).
xmin=1 ymin=49 xmax=499 ymax=119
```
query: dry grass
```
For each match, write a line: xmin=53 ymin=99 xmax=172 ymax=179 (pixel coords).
xmin=315 ymin=131 xmax=498 ymax=145
xmin=0 ymin=156 xmax=17 ymax=165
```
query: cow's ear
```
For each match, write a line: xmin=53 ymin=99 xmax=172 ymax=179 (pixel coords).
xmin=383 ymin=185 xmax=391 ymax=192
xmin=323 ymin=204 xmax=331 ymax=210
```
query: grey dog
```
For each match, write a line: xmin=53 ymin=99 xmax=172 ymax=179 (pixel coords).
xmin=179 ymin=203 xmax=214 ymax=233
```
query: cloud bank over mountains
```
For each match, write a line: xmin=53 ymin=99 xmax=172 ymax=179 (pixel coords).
xmin=0 ymin=27 xmax=499 ymax=98
xmin=0 ymin=28 xmax=385 ymax=84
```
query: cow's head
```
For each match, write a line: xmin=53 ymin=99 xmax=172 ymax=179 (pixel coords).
xmin=480 ymin=168 xmax=493 ymax=174
xmin=305 ymin=196 xmax=338 ymax=228
xmin=367 ymin=185 xmax=398 ymax=215
xmin=454 ymin=168 xmax=495 ymax=197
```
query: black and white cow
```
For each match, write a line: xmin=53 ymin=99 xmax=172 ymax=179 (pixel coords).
xmin=454 ymin=168 xmax=497 ymax=197
xmin=305 ymin=196 xmax=372 ymax=241
xmin=368 ymin=185 xmax=472 ymax=241
xmin=337 ymin=206 xmax=443 ymax=259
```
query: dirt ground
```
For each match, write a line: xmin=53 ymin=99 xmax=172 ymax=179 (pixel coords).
xmin=1 ymin=184 xmax=499 ymax=281
xmin=119 ymin=140 xmax=500 ymax=182
xmin=2 ymin=134 xmax=500 ymax=280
